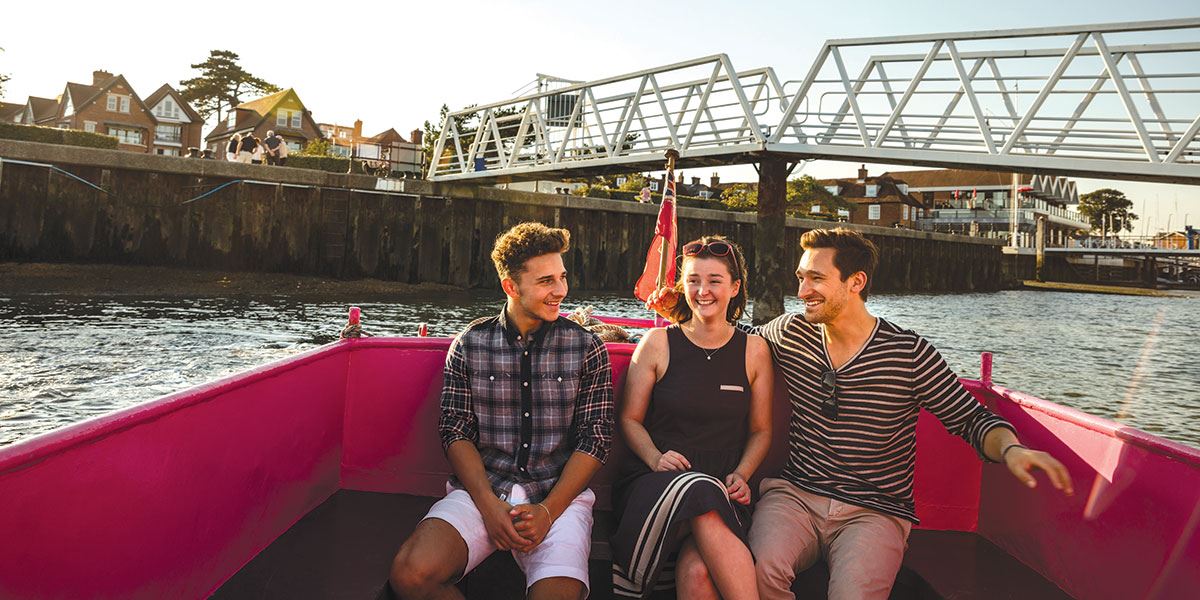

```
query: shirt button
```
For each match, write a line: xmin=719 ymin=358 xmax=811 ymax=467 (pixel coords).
xmin=557 ymin=376 xmax=562 ymax=382
xmin=523 ymin=381 xmax=529 ymax=387
xmin=524 ymin=351 xmax=529 ymax=356
xmin=489 ymin=375 xmax=494 ymax=381
xmin=523 ymin=443 xmax=529 ymax=448
xmin=517 ymin=335 xmax=522 ymax=340
xmin=520 ymin=467 xmax=527 ymax=472
xmin=524 ymin=412 xmax=530 ymax=417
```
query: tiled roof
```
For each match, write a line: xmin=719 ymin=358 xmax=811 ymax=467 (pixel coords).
xmin=878 ymin=168 xmax=1032 ymax=188
xmin=0 ymin=102 xmax=22 ymax=120
xmin=143 ymin=84 xmax=204 ymax=123
xmin=27 ymin=97 xmax=60 ymax=122
xmin=816 ymin=174 xmax=924 ymax=207
xmin=237 ymin=88 xmax=292 ymax=116
xmin=206 ymin=88 xmax=304 ymax=141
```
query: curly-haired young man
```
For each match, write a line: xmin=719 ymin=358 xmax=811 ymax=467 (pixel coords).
xmin=387 ymin=222 xmax=615 ymax=600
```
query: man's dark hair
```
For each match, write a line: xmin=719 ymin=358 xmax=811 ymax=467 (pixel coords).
xmin=800 ymin=227 xmax=880 ymax=301
xmin=491 ymin=222 xmax=571 ymax=281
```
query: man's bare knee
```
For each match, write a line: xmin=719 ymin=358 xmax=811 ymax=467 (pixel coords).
xmin=389 ymin=520 xmax=467 ymax=596
xmin=677 ymin=553 xmax=712 ymax=589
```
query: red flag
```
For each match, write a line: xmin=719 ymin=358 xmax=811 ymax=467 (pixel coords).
xmin=634 ymin=174 xmax=677 ymax=302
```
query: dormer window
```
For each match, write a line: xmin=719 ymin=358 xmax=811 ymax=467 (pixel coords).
xmin=278 ymin=109 xmax=303 ymax=129
xmin=154 ymin=97 xmax=182 ymax=120
xmin=107 ymin=94 xmax=130 ymax=113
xmin=825 ymin=185 xmax=839 ymax=195
xmin=898 ymin=183 xmax=908 ymax=194
xmin=866 ymin=184 xmax=878 ymax=198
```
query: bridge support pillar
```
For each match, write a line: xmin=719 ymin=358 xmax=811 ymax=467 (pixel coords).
xmin=752 ymin=157 xmax=787 ymax=324
xmin=1035 ymin=216 xmax=1046 ymax=282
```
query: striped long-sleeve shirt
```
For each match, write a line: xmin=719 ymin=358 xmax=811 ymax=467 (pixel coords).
xmin=755 ymin=313 xmax=1013 ymax=523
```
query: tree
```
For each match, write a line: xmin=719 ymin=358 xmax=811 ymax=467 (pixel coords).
xmin=179 ymin=50 xmax=280 ymax=122
xmin=298 ymin=139 xmax=336 ymax=157
xmin=1078 ymin=188 xmax=1137 ymax=236
xmin=720 ymin=175 xmax=852 ymax=216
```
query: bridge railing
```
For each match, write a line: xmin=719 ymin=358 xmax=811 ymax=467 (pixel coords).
xmin=771 ymin=19 xmax=1200 ymax=174
xmin=427 ymin=55 xmax=792 ymax=180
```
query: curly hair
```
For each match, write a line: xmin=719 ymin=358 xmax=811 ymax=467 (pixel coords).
xmin=490 ymin=222 xmax=571 ymax=281
xmin=669 ymin=235 xmax=748 ymax=324
xmin=800 ymin=227 xmax=879 ymax=300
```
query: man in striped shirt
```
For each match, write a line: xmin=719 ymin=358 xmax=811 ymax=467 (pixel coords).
xmin=748 ymin=228 xmax=1073 ymax=600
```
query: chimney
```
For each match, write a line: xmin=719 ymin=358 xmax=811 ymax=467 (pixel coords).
xmin=410 ymin=128 xmax=423 ymax=145
xmin=857 ymin=164 xmax=868 ymax=183
xmin=710 ymin=172 xmax=720 ymax=188
xmin=92 ymin=70 xmax=113 ymax=85
xmin=353 ymin=119 xmax=363 ymax=140
xmin=691 ymin=176 xmax=701 ymax=186
xmin=677 ymin=172 xmax=684 ymax=184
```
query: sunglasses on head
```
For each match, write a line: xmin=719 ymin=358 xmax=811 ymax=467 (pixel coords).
xmin=819 ymin=370 xmax=839 ymax=419
xmin=683 ymin=240 xmax=733 ymax=257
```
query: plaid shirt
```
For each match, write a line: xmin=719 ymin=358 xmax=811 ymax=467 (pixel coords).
xmin=438 ymin=307 xmax=614 ymax=504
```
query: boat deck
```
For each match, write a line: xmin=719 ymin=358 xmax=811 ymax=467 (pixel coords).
xmin=212 ymin=490 xmax=1071 ymax=599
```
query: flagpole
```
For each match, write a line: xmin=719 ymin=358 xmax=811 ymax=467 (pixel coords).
xmin=656 ymin=149 xmax=680 ymax=290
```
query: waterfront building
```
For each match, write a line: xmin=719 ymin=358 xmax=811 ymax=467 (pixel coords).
xmin=816 ymin=166 xmax=923 ymax=227
xmin=142 ymin=84 xmax=204 ymax=156
xmin=7 ymin=71 xmax=205 ymax=155
xmin=317 ymin=119 xmax=425 ymax=176
xmin=204 ymin=88 xmax=322 ymax=156
xmin=0 ymin=102 xmax=22 ymax=123
xmin=886 ymin=168 xmax=1091 ymax=247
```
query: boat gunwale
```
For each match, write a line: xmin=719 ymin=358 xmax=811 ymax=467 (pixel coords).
xmin=0 ymin=339 xmax=352 ymax=472
xmin=965 ymin=380 xmax=1200 ymax=469
xmin=3 ymin=335 xmax=1197 ymax=476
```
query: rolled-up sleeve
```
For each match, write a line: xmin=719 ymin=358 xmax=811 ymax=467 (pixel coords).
xmin=912 ymin=336 xmax=1013 ymax=460
xmin=438 ymin=334 xmax=477 ymax=452
xmin=572 ymin=335 xmax=614 ymax=464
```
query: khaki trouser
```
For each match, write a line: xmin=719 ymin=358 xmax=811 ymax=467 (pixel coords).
xmin=749 ymin=478 xmax=912 ymax=600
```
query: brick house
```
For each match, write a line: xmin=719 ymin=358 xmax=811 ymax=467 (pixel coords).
xmin=48 ymin=71 xmax=159 ymax=153
xmin=205 ymin=88 xmax=322 ymax=156
xmin=317 ymin=119 xmax=425 ymax=175
xmin=817 ymin=166 xmax=923 ymax=228
xmin=143 ymin=84 xmax=204 ymax=156
xmin=0 ymin=102 xmax=23 ymax=123
xmin=18 ymin=96 xmax=60 ymax=125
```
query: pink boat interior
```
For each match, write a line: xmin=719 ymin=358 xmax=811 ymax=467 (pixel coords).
xmin=1 ymin=319 xmax=1198 ymax=599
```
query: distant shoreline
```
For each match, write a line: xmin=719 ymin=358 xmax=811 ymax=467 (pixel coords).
xmin=0 ymin=262 xmax=465 ymax=299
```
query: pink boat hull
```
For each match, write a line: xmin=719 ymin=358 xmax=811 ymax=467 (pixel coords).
xmin=0 ymin=336 xmax=1196 ymax=599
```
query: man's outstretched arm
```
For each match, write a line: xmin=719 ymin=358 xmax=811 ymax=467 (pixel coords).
xmin=982 ymin=426 xmax=1074 ymax=496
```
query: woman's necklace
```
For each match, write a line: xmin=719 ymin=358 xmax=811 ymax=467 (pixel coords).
xmin=683 ymin=323 xmax=730 ymax=360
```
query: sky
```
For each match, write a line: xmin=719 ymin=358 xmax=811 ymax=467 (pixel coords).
xmin=2 ymin=0 xmax=1198 ymax=232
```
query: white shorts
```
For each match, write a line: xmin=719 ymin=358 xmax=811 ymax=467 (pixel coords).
xmin=423 ymin=483 xmax=595 ymax=594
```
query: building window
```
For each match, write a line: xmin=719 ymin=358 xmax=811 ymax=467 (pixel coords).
xmin=84 ymin=121 xmax=96 ymax=132
xmin=615 ymin=176 xmax=626 ymax=187
xmin=286 ymin=141 xmax=302 ymax=152
xmin=57 ymin=123 xmax=70 ymax=129
xmin=868 ymin=204 xmax=881 ymax=220
xmin=902 ymin=205 xmax=909 ymax=220
xmin=291 ymin=111 xmax=302 ymax=128
xmin=155 ymin=124 xmax=182 ymax=143
xmin=866 ymin=184 xmax=878 ymax=198
xmin=156 ymin=148 xmax=180 ymax=156
xmin=898 ymin=183 xmax=908 ymax=194
xmin=107 ymin=94 xmax=131 ymax=113
xmin=825 ymin=185 xmax=839 ymax=195
xmin=810 ymin=205 xmax=822 ymax=214
xmin=107 ymin=127 xmax=143 ymax=145
xmin=649 ymin=181 xmax=659 ymax=191
xmin=699 ymin=190 xmax=712 ymax=199
xmin=154 ymin=98 xmax=181 ymax=120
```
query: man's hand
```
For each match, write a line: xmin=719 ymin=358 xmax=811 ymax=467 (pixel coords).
xmin=1004 ymin=445 xmax=1074 ymax=496
xmin=509 ymin=503 xmax=553 ymax=552
xmin=480 ymin=496 xmax=532 ymax=551
xmin=725 ymin=472 xmax=751 ymax=505
xmin=653 ymin=450 xmax=692 ymax=472
xmin=644 ymin=287 xmax=679 ymax=321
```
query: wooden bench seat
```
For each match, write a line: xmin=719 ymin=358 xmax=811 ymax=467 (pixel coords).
xmin=213 ymin=490 xmax=1070 ymax=599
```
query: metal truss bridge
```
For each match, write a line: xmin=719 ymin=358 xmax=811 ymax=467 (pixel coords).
xmin=426 ymin=18 xmax=1200 ymax=185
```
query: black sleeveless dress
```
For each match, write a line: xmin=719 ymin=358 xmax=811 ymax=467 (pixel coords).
xmin=611 ymin=325 xmax=753 ymax=598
